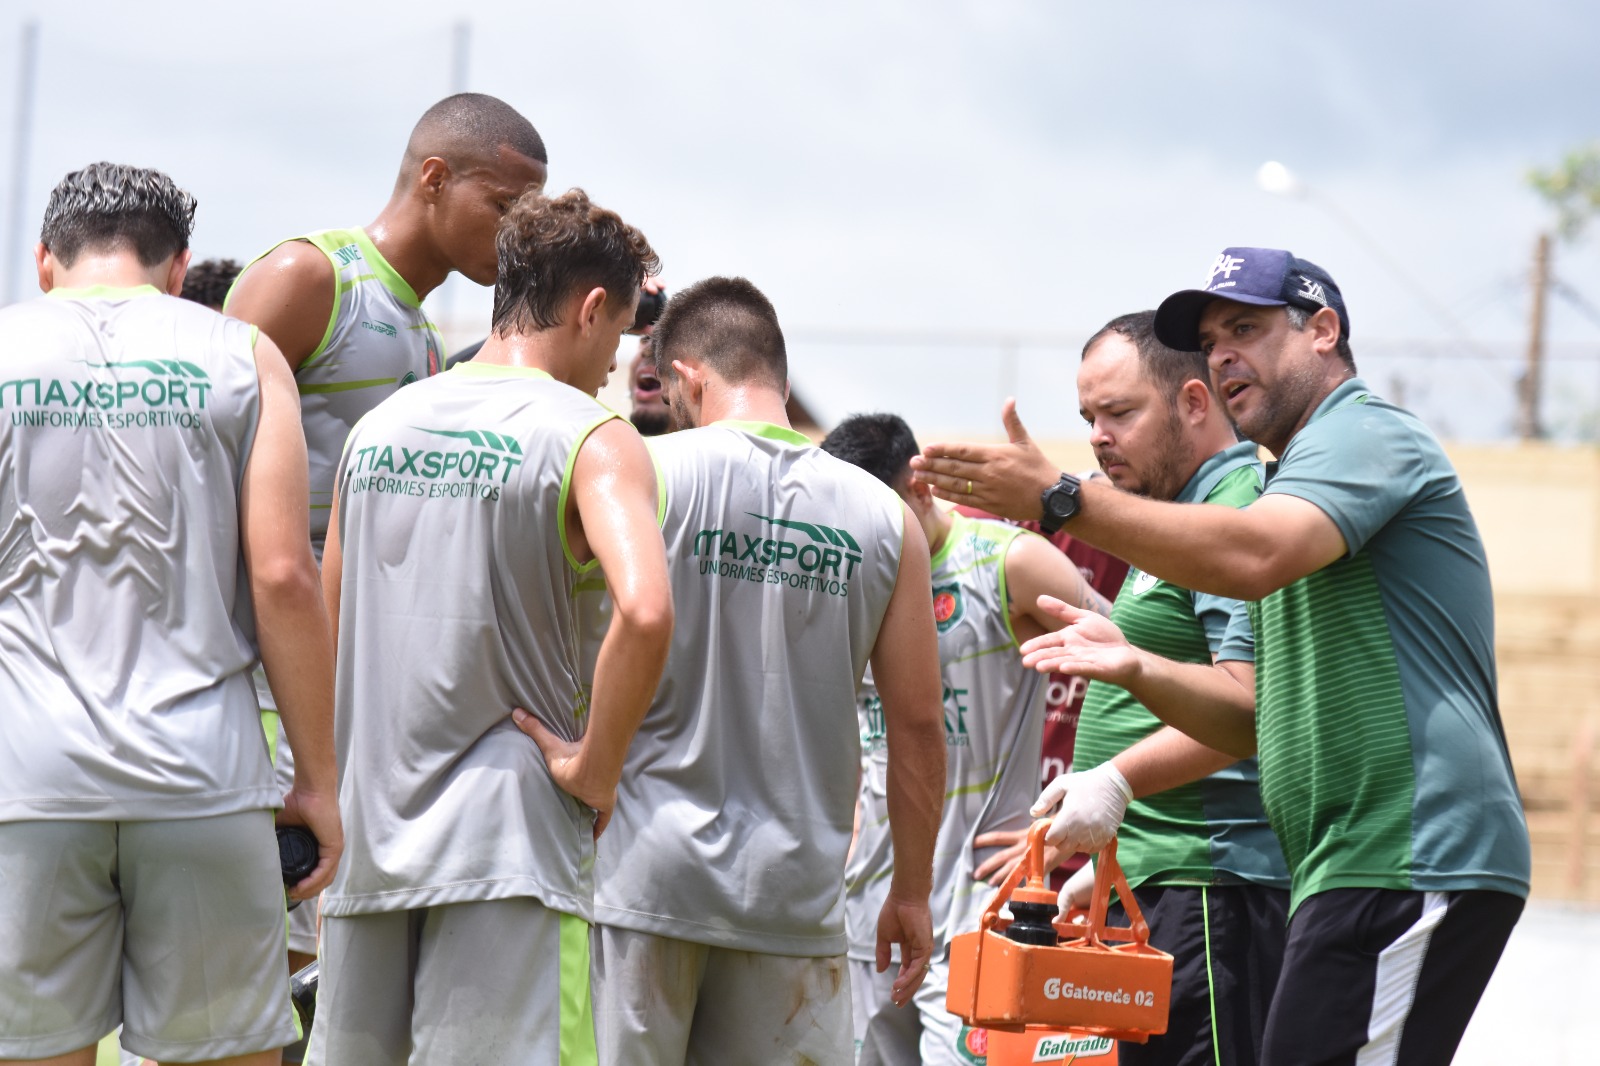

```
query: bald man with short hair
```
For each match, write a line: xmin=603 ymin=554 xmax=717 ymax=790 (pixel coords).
xmin=223 ymin=93 xmax=547 ymax=1050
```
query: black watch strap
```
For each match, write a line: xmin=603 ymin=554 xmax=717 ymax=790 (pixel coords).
xmin=1038 ymin=472 xmax=1082 ymax=534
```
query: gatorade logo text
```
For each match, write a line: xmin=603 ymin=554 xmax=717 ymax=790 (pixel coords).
xmin=690 ymin=511 xmax=863 ymax=598
xmin=1031 ymin=1033 xmax=1114 ymax=1061
xmin=4 ymin=358 xmax=213 ymax=430
xmin=1042 ymin=978 xmax=1156 ymax=1008
xmin=344 ymin=426 xmax=524 ymax=502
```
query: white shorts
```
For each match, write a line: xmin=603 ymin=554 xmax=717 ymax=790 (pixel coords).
xmin=305 ymin=897 xmax=594 ymax=1066
xmin=593 ymin=924 xmax=853 ymax=1066
xmin=851 ymin=952 xmax=983 ymax=1066
xmin=0 ymin=812 xmax=296 ymax=1061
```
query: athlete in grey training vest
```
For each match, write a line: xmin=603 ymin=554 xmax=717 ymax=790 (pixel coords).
xmin=578 ymin=277 xmax=947 ymax=1066
xmin=820 ymin=412 xmax=1114 ymax=1066
xmin=309 ymin=189 xmax=670 ymax=1066
xmin=0 ymin=163 xmax=339 ymax=1065
xmin=224 ymin=93 xmax=548 ymax=994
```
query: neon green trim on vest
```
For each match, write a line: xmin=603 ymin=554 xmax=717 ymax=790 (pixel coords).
xmin=297 ymin=376 xmax=396 ymax=395
xmin=261 ymin=709 xmax=281 ymax=763
xmin=929 ymin=512 xmax=965 ymax=570
xmin=337 ymin=273 xmax=379 ymax=293
xmin=448 ymin=362 xmax=554 ymax=381
xmin=558 ymin=912 xmax=599 ymax=1066
xmin=350 ymin=228 xmax=421 ymax=309
xmin=713 ymin=419 xmax=810 ymax=446
xmin=46 ymin=283 xmax=162 ymax=299
xmin=560 ymin=412 xmax=622 ymax=573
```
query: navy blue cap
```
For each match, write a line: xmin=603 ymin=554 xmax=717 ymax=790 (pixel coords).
xmin=1152 ymin=247 xmax=1350 ymax=351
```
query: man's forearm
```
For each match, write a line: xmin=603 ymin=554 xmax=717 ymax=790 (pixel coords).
xmin=579 ymin=608 xmax=672 ymax=792
xmin=885 ymin=718 xmax=945 ymax=899
xmin=1066 ymin=483 xmax=1277 ymax=600
xmin=256 ymin=565 xmax=337 ymax=795
xmin=1109 ymin=725 xmax=1241 ymax=798
xmin=1120 ymin=652 xmax=1258 ymax=759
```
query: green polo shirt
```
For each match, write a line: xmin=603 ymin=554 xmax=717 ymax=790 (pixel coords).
xmin=1218 ymin=378 xmax=1531 ymax=912
xmin=1073 ymin=442 xmax=1288 ymax=891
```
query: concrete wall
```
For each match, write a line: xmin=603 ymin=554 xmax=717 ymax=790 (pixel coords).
xmin=1033 ymin=438 xmax=1600 ymax=900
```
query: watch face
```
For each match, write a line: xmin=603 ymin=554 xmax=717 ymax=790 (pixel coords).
xmin=1047 ymin=485 xmax=1079 ymax=519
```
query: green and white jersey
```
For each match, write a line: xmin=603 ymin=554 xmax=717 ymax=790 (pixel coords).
xmin=1071 ymin=443 xmax=1289 ymax=893
xmin=844 ymin=515 xmax=1046 ymax=960
xmin=0 ymin=286 xmax=274 ymax=821
xmin=1217 ymin=378 xmax=1531 ymax=912
xmin=593 ymin=421 xmax=905 ymax=956
xmin=227 ymin=227 xmax=443 ymax=554
xmin=322 ymin=363 xmax=615 ymax=920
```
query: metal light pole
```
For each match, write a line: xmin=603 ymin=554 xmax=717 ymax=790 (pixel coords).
xmin=1256 ymin=160 xmax=1497 ymax=364
xmin=4 ymin=21 xmax=40 ymax=306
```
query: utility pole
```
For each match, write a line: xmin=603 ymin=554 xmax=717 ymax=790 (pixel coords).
xmin=438 ymin=20 xmax=470 ymax=343
xmin=1518 ymin=232 xmax=1551 ymax=441
xmin=4 ymin=21 xmax=40 ymax=307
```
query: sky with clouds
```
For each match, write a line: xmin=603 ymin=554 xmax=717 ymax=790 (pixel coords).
xmin=3 ymin=1 xmax=1598 ymax=439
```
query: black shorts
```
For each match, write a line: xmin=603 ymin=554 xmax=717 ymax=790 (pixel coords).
xmin=1108 ymin=882 xmax=1289 ymax=1066
xmin=1261 ymin=888 xmax=1523 ymax=1066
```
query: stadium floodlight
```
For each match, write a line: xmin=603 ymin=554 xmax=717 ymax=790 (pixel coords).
xmin=1256 ymin=160 xmax=1302 ymax=198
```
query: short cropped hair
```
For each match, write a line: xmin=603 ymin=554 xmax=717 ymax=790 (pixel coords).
xmin=819 ymin=413 xmax=921 ymax=489
xmin=40 ymin=162 xmax=196 ymax=268
xmin=491 ymin=188 xmax=659 ymax=334
xmin=180 ymin=258 xmax=242 ymax=310
xmin=1284 ymin=305 xmax=1357 ymax=370
xmin=1082 ymin=310 xmax=1212 ymax=405
xmin=651 ymin=276 xmax=787 ymax=391
xmin=400 ymin=93 xmax=547 ymax=188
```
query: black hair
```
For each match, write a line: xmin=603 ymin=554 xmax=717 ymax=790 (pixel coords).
xmin=651 ymin=276 xmax=787 ymax=391
xmin=1082 ymin=310 xmax=1213 ymax=403
xmin=180 ymin=257 xmax=242 ymax=310
xmin=491 ymin=188 xmax=659 ymax=333
xmin=40 ymin=162 xmax=196 ymax=268
xmin=402 ymin=93 xmax=547 ymax=181
xmin=819 ymin=412 xmax=921 ymax=488
xmin=1283 ymin=305 xmax=1357 ymax=370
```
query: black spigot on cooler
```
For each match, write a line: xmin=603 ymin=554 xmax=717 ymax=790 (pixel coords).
xmin=277 ymin=826 xmax=319 ymax=911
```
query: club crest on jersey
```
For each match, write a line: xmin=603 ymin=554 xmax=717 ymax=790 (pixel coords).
xmin=933 ymin=583 xmax=966 ymax=633
xmin=955 ymin=1024 xmax=988 ymax=1064
xmin=1130 ymin=568 xmax=1160 ymax=595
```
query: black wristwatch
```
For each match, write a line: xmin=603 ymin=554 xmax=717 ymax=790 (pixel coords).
xmin=1038 ymin=473 xmax=1082 ymax=533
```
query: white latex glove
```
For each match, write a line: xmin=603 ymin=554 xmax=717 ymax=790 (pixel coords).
xmin=1060 ymin=859 xmax=1096 ymax=914
xmin=1029 ymin=762 xmax=1133 ymax=854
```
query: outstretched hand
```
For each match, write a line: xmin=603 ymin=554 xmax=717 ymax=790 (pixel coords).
xmin=512 ymin=707 xmax=613 ymax=839
xmin=1019 ymin=595 xmax=1141 ymax=685
xmin=909 ymin=399 xmax=1059 ymax=521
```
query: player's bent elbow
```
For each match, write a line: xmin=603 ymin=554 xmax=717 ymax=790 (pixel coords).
xmin=612 ymin=591 xmax=674 ymax=648
xmin=249 ymin=552 xmax=323 ymax=613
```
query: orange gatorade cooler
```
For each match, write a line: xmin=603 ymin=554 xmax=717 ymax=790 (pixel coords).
xmin=947 ymin=822 xmax=1173 ymax=1055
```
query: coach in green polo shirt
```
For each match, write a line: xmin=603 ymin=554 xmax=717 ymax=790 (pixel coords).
xmin=911 ymin=248 xmax=1530 ymax=1066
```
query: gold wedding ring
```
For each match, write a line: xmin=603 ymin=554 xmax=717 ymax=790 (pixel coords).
xmin=966 ymin=479 xmax=973 ymax=495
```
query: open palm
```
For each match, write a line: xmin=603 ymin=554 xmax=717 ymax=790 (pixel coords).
xmin=1019 ymin=595 xmax=1141 ymax=685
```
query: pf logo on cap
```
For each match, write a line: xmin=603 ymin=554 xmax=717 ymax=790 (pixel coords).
xmin=1207 ymin=253 xmax=1245 ymax=288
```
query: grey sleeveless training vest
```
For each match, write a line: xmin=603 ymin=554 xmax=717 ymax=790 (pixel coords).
xmin=592 ymin=421 xmax=906 ymax=956
xmin=322 ymin=362 xmax=616 ymax=920
xmin=0 ymin=286 xmax=272 ymax=821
